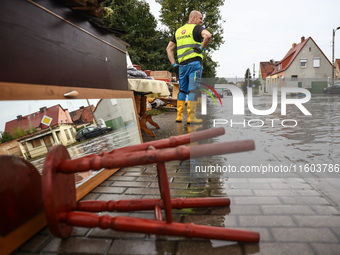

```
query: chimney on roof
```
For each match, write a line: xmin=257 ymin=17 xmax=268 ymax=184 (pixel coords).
xmin=301 ymin=36 xmax=305 ymax=42
xmin=40 ymin=106 xmax=47 ymax=113
xmin=292 ymin=43 xmax=297 ymax=48
xmin=17 ymin=115 xmax=22 ymax=121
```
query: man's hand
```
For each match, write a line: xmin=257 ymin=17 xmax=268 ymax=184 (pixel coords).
xmin=172 ymin=63 xmax=179 ymax=68
xmin=194 ymin=45 xmax=205 ymax=53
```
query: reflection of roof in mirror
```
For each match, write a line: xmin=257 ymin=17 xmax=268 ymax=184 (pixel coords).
xmin=4 ymin=104 xmax=72 ymax=135
xmin=0 ymin=99 xmax=100 ymax=132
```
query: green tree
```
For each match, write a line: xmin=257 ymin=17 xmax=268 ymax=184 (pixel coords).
xmin=201 ymin=54 xmax=217 ymax=78
xmin=27 ymin=125 xmax=36 ymax=134
xmin=12 ymin=126 xmax=27 ymax=139
xmin=243 ymin=68 xmax=252 ymax=93
xmin=0 ymin=131 xmax=13 ymax=143
xmin=156 ymin=0 xmax=225 ymax=77
xmin=101 ymin=0 xmax=169 ymax=70
xmin=100 ymin=0 xmax=224 ymax=75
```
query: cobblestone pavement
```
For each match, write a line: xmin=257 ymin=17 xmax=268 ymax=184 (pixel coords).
xmin=13 ymin=111 xmax=340 ymax=255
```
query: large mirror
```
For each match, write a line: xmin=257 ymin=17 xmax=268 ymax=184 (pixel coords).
xmin=0 ymin=83 xmax=142 ymax=189
xmin=0 ymin=98 xmax=141 ymax=186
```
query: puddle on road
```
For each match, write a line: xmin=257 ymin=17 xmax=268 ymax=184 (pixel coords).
xmin=187 ymin=94 xmax=339 ymax=178
xmin=184 ymin=94 xmax=340 ymax=208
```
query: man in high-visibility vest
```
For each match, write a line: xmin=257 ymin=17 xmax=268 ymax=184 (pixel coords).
xmin=166 ymin=10 xmax=211 ymax=124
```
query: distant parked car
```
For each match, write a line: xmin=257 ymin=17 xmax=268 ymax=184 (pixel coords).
xmin=323 ymin=83 xmax=340 ymax=94
xmin=75 ymin=126 xmax=112 ymax=142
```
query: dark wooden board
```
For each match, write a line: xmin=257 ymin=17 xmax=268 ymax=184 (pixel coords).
xmin=0 ymin=0 xmax=128 ymax=90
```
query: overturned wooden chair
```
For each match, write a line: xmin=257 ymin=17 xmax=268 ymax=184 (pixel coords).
xmin=41 ymin=127 xmax=260 ymax=243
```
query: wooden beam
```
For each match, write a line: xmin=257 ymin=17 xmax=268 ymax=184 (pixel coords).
xmin=0 ymin=82 xmax=133 ymax=100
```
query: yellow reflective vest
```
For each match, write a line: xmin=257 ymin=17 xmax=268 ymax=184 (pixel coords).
xmin=175 ymin=24 xmax=204 ymax=64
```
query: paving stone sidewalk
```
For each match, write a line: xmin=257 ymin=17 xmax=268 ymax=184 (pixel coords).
xmin=13 ymin=111 xmax=340 ymax=255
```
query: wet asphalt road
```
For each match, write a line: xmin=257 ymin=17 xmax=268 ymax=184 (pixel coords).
xmin=208 ymin=94 xmax=340 ymax=207
xmin=143 ymin=94 xmax=340 ymax=208
xmin=32 ymin=94 xmax=340 ymax=207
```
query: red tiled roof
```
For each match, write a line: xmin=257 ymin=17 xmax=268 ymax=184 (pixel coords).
xmin=69 ymin=105 xmax=95 ymax=124
xmin=271 ymin=37 xmax=309 ymax=75
xmin=271 ymin=36 xmax=333 ymax=75
xmin=4 ymin=105 xmax=73 ymax=135
xmin=259 ymin=61 xmax=276 ymax=79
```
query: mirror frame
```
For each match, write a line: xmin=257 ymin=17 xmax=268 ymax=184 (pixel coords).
xmin=0 ymin=81 xmax=143 ymax=254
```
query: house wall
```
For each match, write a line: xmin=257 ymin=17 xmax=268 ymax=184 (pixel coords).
xmin=335 ymin=60 xmax=340 ymax=80
xmin=19 ymin=124 xmax=76 ymax=159
xmin=266 ymin=74 xmax=284 ymax=95
xmin=1 ymin=125 xmax=75 ymax=159
xmin=259 ymin=78 xmax=268 ymax=95
xmin=266 ymin=39 xmax=332 ymax=94
xmin=258 ymin=63 xmax=269 ymax=95
xmin=285 ymin=39 xmax=332 ymax=89
xmin=258 ymin=68 xmax=264 ymax=95
xmin=26 ymin=138 xmax=48 ymax=159
xmin=58 ymin=108 xmax=73 ymax=125
xmin=56 ymin=125 xmax=77 ymax=146
xmin=0 ymin=140 xmax=22 ymax=157
xmin=117 ymin=99 xmax=136 ymax=124
xmin=95 ymin=99 xmax=136 ymax=130
xmin=95 ymin=100 xmax=120 ymax=130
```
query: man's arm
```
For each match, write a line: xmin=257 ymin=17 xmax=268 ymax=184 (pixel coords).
xmin=166 ymin=41 xmax=177 ymax=65
xmin=201 ymin=29 xmax=212 ymax=49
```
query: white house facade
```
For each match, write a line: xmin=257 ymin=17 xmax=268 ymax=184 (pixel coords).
xmin=266 ymin=37 xmax=333 ymax=95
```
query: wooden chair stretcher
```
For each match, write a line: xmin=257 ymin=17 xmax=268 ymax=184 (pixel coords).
xmin=42 ymin=127 xmax=260 ymax=243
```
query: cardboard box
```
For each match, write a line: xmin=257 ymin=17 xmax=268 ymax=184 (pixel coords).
xmin=172 ymin=83 xmax=179 ymax=100
xmin=150 ymin=71 xmax=172 ymax=81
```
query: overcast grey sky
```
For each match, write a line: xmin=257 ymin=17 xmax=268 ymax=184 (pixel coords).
xmin=146 ymin=0 xmax=340 ymax=78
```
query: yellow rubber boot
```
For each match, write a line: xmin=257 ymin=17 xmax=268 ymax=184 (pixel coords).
xmin=176 ymin=100 xmax=186 ymax=123
xmin=187 ymin=101 xmax=202 ymax=124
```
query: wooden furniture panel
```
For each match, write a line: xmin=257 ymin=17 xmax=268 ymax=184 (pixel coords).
xmin=0 ymin=0 xmax=128 ymax=90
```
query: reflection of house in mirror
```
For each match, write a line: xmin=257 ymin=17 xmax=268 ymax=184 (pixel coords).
xmin=4 ymin=105 xmax=76 ymax=159
xmin=94 ymin=99 xmax=136 ymax=130
xmin=69 ymin=105 xmax=95 ymax=127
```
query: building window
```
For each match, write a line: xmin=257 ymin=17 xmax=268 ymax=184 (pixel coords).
xmin=309 ymin=47 xmax=312 ymax=52
xmin=300 ymin=59 xmax=307 ymax=68
xmin=32 ymin=139 xmax=41 ymax=148
xmin=313 ymin=58 xmax=320 ymax=68
xmin=291 ymin=75 xmax=298 ymax=81
xmin=64 ymin=129 xmax=71 ymax=141
xmin=70 ymin=128 xmax=75 ymax=137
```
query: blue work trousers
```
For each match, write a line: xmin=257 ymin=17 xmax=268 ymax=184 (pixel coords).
xmin=178 ymin=61 xmax=202 ymax=101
